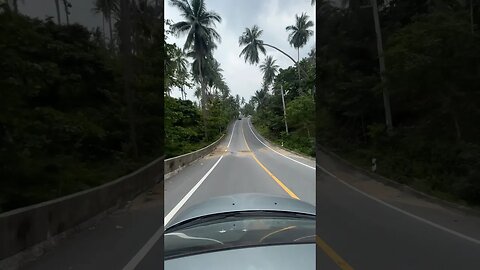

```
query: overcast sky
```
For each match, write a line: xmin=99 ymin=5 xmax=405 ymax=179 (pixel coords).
xmin=166 ymin=0 xmax=316 ymax=102
xmin=16 ymin=0 xmax=315 ymax=102
xmin=16 ymin=0 xmax=103 ymax=30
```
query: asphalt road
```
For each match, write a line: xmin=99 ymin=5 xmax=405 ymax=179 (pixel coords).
xmin=20 ymin=118 xmax=480 ymax=269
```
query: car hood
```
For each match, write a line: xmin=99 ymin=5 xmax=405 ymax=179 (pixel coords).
xmin=164 ymin=243 xmax=315 ymax=270
xmin=166 ymin=193 xmax=316 ymax=229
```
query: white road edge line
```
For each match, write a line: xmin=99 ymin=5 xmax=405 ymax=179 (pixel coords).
xmin=122 ymin=155 xmax=224 ymax=270
xmin=248 ymin=118 xmax=480 ymax=244
xmin=226 ymin=120 xmax=237 ymax=151
xmin=316 ymin=164 xmax=480 ymax=245
xmin=246 ymin=119 xmax=315 ymax=170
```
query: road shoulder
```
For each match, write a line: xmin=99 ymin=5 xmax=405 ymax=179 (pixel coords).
xmin=316 ymin=146 xmax=480 ymax=241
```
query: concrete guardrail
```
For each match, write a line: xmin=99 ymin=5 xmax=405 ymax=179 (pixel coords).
xmin=0 ymin=154 xmax=164 ymax=262
xmin=164 ymin=133 xmax=226 ymax=179
xmin=0 ymin=123 xmax=230 ymax=266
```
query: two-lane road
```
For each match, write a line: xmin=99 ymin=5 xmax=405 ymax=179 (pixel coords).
xmin=164 ymin=118 xmax=316 ymax=225
xmin=21 ymin=118 xmax=480 ymax=269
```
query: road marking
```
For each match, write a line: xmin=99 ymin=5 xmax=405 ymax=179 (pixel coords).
xmin=241 ymin=121 xmax=299 ymax=200
xmin=243 ymin=121 xmax=353 ymax=268
xmin=246 ymin=119 xmax=315 ymax=170
xmin=165 ymin=156 xmax=224 ymax=226
xmin=316 ymin=235 xmax=354 ymax=270
xmin=226 ymin=120 xmax=237 ymax=150
xmin=316 ymin=164 xmax=480 ymax=245
xmin=123 ymin=155 xmax=224 ymax=270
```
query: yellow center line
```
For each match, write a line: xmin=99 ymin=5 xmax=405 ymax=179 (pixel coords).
xmin=241 ymin=122 xmax=299 ymax=200
xmin=240 ymin=121 xmax=355 ymax=270
xmin=316 ymin=235 xmax=355 ymax=270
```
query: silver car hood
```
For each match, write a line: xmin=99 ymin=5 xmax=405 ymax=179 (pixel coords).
xmin=166 ymin=193 xmax=316 ymax=229
xmin=165 ymin=243 xmax=315 ymax=270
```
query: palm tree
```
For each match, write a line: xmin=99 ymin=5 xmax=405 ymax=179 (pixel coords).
xmin=286 ymin=13 xmax=314 ymax=82
xmin=119 ymin=0 xmax=138 ymax=158
xmin=93 ymin=0 xmax=119 ymax=50
xmin=239 ymin=25 xmax=308 ymax=78
xmin=259 ymin=56 xmax=279 ymax=89
xmin=252 ymin=88 xmax=268 ymax=110
xmin=170 ymin=0 xmax=221 ymax=138
xmin=62 ymin=0 xmax=72 ymax=25
xmin=12 ymin=0 xmax=18 ymax=13
xmin=54 ymin=0 xmax=61 ymax=24
xmin=172 ymin=48 xmax=190 ymax=99
xmin=194 ymin=86 xmax=202 ymax=105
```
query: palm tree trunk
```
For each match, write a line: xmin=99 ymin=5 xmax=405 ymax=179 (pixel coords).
xmin=54 ymin=0 xmax=61 ymax=25
xmin=63 ymin=0 xmax=69 ymax=25
xmin=471 ymin=0 xmax=475 ymax=34
xmin=198 ymin=56 xmax=208 ymax=139
xmin=108 ymin=15 xmax=114 ymax=50
xmin=13 ymin=0 xmax=18 ymax=13
xmin=264 ymin=43 xmax=297 ymax=64
xmin=297 ymin=47 xmax=301 ymax=85
xmin=264 ymin=43 xmax=308 ymax=79
xmin=102 ymin=14 xmax=106 ymax=46
xmin=120 ymin=0 xmax=138 ymax=159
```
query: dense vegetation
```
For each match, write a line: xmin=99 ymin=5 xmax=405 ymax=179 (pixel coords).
xmin=239 ymin=14 xmax=316 ymax=157
xmin=0 ymin=1 xmax=164 ymax=212
xmin=316 ymin=0 xmax=480 ymax=205
xmin=164 ymin=0 xmax=240 ymax=158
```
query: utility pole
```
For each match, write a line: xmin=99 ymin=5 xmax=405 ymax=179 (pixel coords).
xmin=281 ymin=85 xmax=289 ymax=135
xmin=371 ymin=0 xmax=393 ymax=134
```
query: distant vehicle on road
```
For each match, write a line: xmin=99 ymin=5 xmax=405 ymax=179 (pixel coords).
xmin=164 ymin=193 xmax=316 ymax=269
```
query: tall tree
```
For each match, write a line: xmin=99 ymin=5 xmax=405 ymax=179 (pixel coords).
xmin=54 ymin=0 xmax=61 ymax=24
xmin=93 ymin=0 xmax=119 ymax=50
xmin=286 ymin=13 xmax=314 ymax=82
xmin=119 ymin=0 xmax=138 ymax=158
xmin=62 ymin=0 xmax=71 ymax=25
xmin=170 ymin=0 xmax=221 ymax=139
xmin=239 ymin=25 xmax=308 ymax=78
xmin=172 ymin=47 xmax=190 ymax=99
xmin=259 ymin=56 xmax=279 ymax=89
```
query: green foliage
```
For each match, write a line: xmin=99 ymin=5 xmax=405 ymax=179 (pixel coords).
xmin=248 ymin=51 xmax=316 ymax=157
xmin=0 ymin=10 xmax=163 ymax=212
xmin=316 ymin=0 xmax=480 ymax=205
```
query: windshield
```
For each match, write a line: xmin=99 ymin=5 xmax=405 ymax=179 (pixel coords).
xmin=164 ymin=211 xmax=315 ymax=259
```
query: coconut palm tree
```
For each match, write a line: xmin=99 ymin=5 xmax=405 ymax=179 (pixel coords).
xmin=239 ymin=25 xmax=308 ymax=79
xmin=239 ymin=25 xmax=300 ymax=65
xmin=54 ymin=0 xmax=61 ymax=24
xmin=259 ymin=56 xmax=279 ymax=89
xmin=252 ymin=88 xmax=268 ymax=110
xmin=172 ymin=48 xmax=190 ymax=99
xmin=93 ymin=0 xmax=119 ymax=50
xmin=62 ymin=0 xmax=72 ymax=25
xmin=169 ymin=0 xmax=221 ymax=138
xmin=286 ymin=13 xmax=314 ymax=82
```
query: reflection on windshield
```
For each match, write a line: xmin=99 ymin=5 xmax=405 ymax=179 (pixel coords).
xmin=165 ymin=214 xmax=315 ymax=259
xmin=166 ymin=232 xmax=224 ymax=245
xmin=259 ymin=226 xmax=296 ymax=243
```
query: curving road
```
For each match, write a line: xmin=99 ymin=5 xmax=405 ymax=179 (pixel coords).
xmin=20 ymin=118 xmax=480 ymax=269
